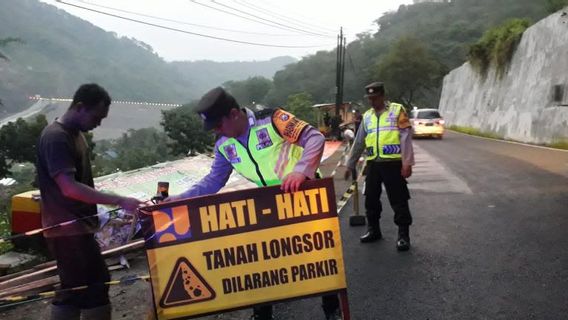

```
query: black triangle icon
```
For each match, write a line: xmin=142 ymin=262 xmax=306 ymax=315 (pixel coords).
xmin=160 ymin=257 xmax=216 ymax=308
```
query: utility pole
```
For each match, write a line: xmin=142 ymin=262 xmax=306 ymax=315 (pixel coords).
xmin=332 ymin=27 xmax=346 ymax=140
xmin=335 ymin=27 xmax=345 ymax=117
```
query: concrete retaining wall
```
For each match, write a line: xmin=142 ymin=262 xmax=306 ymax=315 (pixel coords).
xmin=439 ymin=9 xmax=568 ymax=144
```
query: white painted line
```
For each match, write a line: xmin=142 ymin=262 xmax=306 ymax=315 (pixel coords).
xmin=448 ymin=129 xmax=568 ymax=153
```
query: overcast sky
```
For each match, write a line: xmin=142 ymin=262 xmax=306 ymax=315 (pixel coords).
xmin=39 ymin=0 xmax=412 ymax=62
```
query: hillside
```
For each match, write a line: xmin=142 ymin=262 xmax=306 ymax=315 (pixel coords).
xmin=0 ymin=0 xmax=294 ymax=116
xmin=265 ymin=0 xmax=553 ymax=108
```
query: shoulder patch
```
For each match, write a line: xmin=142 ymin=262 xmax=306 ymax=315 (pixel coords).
xmin=272 ymin=109 xmax=308 ymax=143
xmin=398 ymin=110 xmax=411 ymax=129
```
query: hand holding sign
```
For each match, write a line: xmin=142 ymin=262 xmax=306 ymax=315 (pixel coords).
xmin=281 ymin=172 xmax=307 ymax=193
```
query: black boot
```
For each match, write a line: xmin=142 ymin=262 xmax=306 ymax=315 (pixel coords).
xmin=396 ymin=225 xmax=410 ymax=251
xmin=360 ymin=224 xmax=382 ymax=243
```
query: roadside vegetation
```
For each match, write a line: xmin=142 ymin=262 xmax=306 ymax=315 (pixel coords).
xmin=448 ymin=125 xmax=568 ymax=151
xmin=548 ymin=140 xmax=568 ymax=150
xmin=468 ymin=19 xmax=531 ymax=77
xmin=448 ymin=125 xmax=503 ymax=140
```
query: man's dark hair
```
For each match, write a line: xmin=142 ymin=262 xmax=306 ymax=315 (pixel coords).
xmin=70 ymin=83 xmax=111 ymax=110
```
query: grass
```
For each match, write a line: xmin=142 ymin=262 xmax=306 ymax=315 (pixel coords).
xmin=449 ymin=125 xmax=568 ymax=151
xmin=0 ymin=212 xmax=14 ymax=254
xmin=449 ymin=125 xmax=503 ymax=140
xmin=0 ymin=163 xmax=37 ymax=255
xmin=547 ymin=140 xmax=568 ymax=150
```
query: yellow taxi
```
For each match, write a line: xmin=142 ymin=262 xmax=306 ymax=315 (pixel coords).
xmin=410 ymin=108 xmax=445 ymax=139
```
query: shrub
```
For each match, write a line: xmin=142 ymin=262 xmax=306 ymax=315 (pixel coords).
xmin=468 ymin=19 xmax=531 ymax=76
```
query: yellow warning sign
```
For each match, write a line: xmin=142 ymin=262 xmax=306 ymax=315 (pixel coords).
xmin=140 ymin=178 xmax=347 ymax=320
xmin=160 ymin=257 xmax=215 ymax=308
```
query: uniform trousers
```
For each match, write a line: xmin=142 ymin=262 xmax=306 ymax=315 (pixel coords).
xmin=364 ymin=160 xmax=412 ymax=227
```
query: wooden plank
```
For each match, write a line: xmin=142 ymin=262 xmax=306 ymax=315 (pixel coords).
xmin=0 ymin=240 xmax=144 ymax=292
xmin=0 ymin=264 xmax=127 ymax=298
xmin=0 ymin=261 xmax=56 ymax=283
xmin=0 ymin=275 xmax=59 ymax=298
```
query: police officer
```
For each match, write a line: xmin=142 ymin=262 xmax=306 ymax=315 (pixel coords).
xmin=344 ymin=82 xmax=415 ymax=251
xmin=169 ymin=87 xmax=342 ymax=320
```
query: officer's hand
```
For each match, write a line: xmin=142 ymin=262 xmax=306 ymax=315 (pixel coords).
xmin=401 ymin=164 xmax=412 ymax=179
xmin=281 ymin=172 xmax=307 ymax=193
xmin=117 ymin=197 xmax=144 ymax=212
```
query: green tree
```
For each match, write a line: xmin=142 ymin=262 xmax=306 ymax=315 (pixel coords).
xmin=0 ymin=114 xmax=47 ymax=176
xmin=284 ymin=92 xmax=317 ymax=127
xmin=92 ymin=127 xmax=180 ymax=176
xmin=224 ymin=76 xmax=273 ymax=107
xmin=374 ymin=37 xmax=443 ymax=108
xmin=161 ymin=104 xmax=215 ymax=156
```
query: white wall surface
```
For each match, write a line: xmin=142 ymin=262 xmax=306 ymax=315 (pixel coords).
xmin=439 ymin=9 xmax=568 ymax=144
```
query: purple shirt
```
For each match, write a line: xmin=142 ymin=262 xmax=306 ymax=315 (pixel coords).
xmin=176 ymin=108 xmax=324 ymax=199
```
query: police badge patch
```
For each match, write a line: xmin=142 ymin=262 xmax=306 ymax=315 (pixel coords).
xmin=256 ymin=128 xmax=273 ymax=150
xmin=386 ymin=112 xmax=397 ymax=126
xmin=223 ymin=144 xmax=241 ymax=164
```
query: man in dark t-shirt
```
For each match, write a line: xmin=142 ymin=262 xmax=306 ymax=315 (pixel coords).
xmin=36 ymin=84 xmax=142 ymax=320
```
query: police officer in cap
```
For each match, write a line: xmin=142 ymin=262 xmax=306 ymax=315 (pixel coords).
xmin=169 ymin=87 xmax=342 ymax=319
xmin=344 ymin=82 xmax=415 ymax=251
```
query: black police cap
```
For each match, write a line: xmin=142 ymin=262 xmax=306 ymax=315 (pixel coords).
xmin=195 ymin=87 xmax=240 ymax=130
xmin=364 ymin=82 xmax=385 ymax=97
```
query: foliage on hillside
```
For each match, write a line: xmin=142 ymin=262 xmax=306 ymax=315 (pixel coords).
xmin=374 ymin=37 xmax=445 ymax=107
xmin=260 ymin=0 xmax=550 ymax=109
xmin=468 ymin=19 xmax=531 ymax=76
xmin=0 ymin=114 xmax=47 ymax=177
xmin=92 ymin=127 xmax=181 ymax=176
xmin=545 ymin=0 xmax=568 ymax=13
xmin=224 ymin=76 xmax=273 ymax=106
xmin=161 ymin=103 xmax=215 ymax=157
xmin=283 ymin=93 xmax=317 ymax=127
xmin=0 ymin=0 xmax=294 ymax=115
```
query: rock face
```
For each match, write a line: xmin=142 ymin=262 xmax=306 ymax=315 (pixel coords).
xmin=439 ymin=9 xmax=568 ymax=144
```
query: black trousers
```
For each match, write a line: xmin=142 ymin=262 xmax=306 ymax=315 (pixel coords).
xmin=253 ymin=293 xmax=339 ymax=318
xmin=47 ymin=234 xmax=111 ymax=309
xmin=364 ymin=160 xmax=412 ymax=227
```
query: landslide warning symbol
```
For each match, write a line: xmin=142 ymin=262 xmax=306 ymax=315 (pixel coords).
xmin=160 ymin=257 xmax=216 ymax=308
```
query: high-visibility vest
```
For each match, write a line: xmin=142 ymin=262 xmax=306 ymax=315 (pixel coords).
xmin=218 ymin=119 xmax=305 ymax=187
xmin=363 ymin=103 xmax=403 ymax=160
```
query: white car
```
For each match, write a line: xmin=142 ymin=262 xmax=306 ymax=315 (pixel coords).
xmin=410 ymin=108 xmax=445 ymax=139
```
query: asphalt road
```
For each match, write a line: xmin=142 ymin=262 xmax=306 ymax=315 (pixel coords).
xmin=2 ymin=131 xmax=567 ymax=319
xmin=272 ymin=131 xmax=568 ymax=320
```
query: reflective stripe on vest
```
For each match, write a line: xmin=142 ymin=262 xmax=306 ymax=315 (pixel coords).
xmin=363 ymin=103 xmax=403 ymax=160
xmin=218 ymin=122 xmax=304 ymax=187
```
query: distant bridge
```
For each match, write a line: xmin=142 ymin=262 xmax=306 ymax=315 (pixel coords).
xmin=0 ymin=97 xmax=185 ymax=140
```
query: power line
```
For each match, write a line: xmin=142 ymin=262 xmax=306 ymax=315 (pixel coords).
xmin=234 ymin=0 xmax=337 ymax=35
xmin=190 ymin=0 xmax=334 ymax=38
xmin=246 ymin=0 xmax=339 ymax=33
xmin=74 ymin=0 xmax=303 ymax=37
xmin=55 ymin=0 xmax=335 ymax=48
xmin=212 ymin=0 xmax=334 ymax=37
